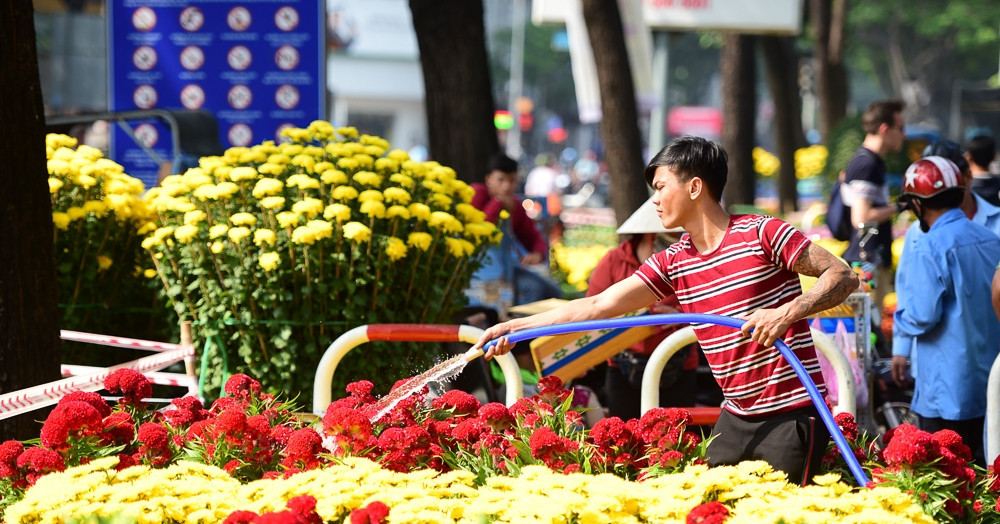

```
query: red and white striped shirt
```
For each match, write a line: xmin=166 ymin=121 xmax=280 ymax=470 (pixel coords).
xmin=635 ymin=214 xmax=825 ymax=417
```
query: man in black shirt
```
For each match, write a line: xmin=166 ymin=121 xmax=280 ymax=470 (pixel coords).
xmin=841 ymin=99 xmax=907 ymax=307
xmin=966 ymin=135 xmax=1000 ymax=207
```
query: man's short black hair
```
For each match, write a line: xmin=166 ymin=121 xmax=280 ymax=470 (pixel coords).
xmin=486 ymin=152 xmax=519 ymax=175
xmin=644 ymin=136 xmax=728 ymax=202
xmin=966 ymin=135 xmax=996 ymax=170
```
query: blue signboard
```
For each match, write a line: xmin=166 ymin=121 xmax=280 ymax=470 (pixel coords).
xmin=108 ymin=0 xmax=325 ymax=188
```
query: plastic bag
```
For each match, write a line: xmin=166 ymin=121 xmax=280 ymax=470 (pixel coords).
xmin=813 ymin=318 xmax=868 ymax=409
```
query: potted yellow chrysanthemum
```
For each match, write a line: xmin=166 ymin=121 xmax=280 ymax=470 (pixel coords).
xmin=140 ymin=121 xmax=500 ymax=402
xmin=46 ymin=134 xmax=173 ymax=366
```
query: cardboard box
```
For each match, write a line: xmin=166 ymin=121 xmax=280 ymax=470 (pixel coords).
xmin=530 ymin=309 xmax=654 ymax=382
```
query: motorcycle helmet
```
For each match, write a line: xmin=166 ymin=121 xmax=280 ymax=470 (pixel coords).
xmin=901 ymin=156 xmax=963 ymax=200
xmin=920 ymin=140 xmax=968 ymax=174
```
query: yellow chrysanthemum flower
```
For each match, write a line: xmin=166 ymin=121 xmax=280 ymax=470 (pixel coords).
xmin=230 ymin=212 xmax=257 ymax=226
xmin=253 ymin=228 xmax=277 ymax=247
xmin=230 ymin=166 xmax=258 ymax=182
xmin=320 ymin=169 xmax=348 ymax=185
xmin=292 ymin=197 xmax=324 ymax=218
xmin=428 ymin=211 xmax=463 ymax=234
xmin=259 ymin=252 xmax=280 ymax=271
xmin=143 ymin=268 xmax=157 ymax=279
xmin=174 ymin=224 xmax=199 ymax=243
xmin=389 ymin=173 xmax=414 ymax=189
xmin=382 ymin=187 xmax=411 ymax=205
xmin=184 ymin=210 xmax=207 ymax=225
xmin=287 ymin=174 xmax=320 ymax=190
xmin=76 ymin=174 xmax=98 ymax=188
xmin=342 ymin=221 xmax=371 ymax=243
xmin=408 ymin=203 xmax=431 ymax=221
xmin=323 ymin=203 xmax=352 ymax=223
xmin=360 ymin=200 xmax=386 ymax=219
xmin=385 ymin=237 xmax=407 ymax=261
xmin=48 ymin=178 xmax=64 ymax=193
xmin=291 ymin=154 xmax=316 ymax=173
xmin=307 ymin=220 xmax=333 ymax=241
xmin=96 ymin=255 xmax=113 ymax=271
xmin=210 ymin=241 xmax=225 ymax=253
xmin=337 ymin=126 xmax=358 ymax=138
xmin=291 ymin=225 xmax=317 ymax=245
xmin=331 ymin=186 xmax=359 ymax=201
xmin=252 ymin=178 xmax=285 ymax=198
xmin=429 ymin=193 xmax=453 ymax=209
xmin=407 ymin=232 xmax=433 ymax=251
xmin=337 ymin=157 xmax=360 ymax=171
xmin=276 ymin=211 xmax=301 ymax=229
xmin=353 ymin=171 xmax=382 ymax=187
xmin=444 ymin=237 xmax=465 ymax=257
xmin=386 ymin=205 xmax=410 ymax=220
xmin=374 ymin=157 xmax=399 ymax=173
xmin=66 ymin=206 xmax=85 ymax=221
xmin=228 ymin=226 xmax=251 ymax=243
xmin=260 ymin=196 xmax=286 ymax=210
xmin=209 ymin=224 xmax=229 ymax=239
xmin=51 ymin=212 xmax=70 ymax=230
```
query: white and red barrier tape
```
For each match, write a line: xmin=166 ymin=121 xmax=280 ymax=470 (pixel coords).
xmin=59 ymin=330 xmax=186 ymax=353
xmin=61 ymin=365 xmax=196 ymax=388
xmin=0 ymin=343 xmax=194 ymax=421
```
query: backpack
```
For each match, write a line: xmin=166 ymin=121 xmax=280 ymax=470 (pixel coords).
xmin=825 ymin=181 xmax=853 ymax=241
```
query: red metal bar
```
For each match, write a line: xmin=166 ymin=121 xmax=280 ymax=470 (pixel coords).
xmin=366 ymin=324 xmax=462 ymax=342
xmin=688 ymin=407 xmax=721 ymax=426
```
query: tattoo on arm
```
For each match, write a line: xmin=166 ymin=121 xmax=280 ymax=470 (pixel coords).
xmin=790 ymin=244 xmax=859 ymax=318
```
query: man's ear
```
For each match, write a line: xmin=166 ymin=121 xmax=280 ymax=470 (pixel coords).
xmin=688 ymin=177 xmax=703 ymax=199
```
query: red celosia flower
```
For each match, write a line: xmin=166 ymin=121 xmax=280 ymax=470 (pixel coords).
xmin=932 ymin=429 xmax=972 ymax=462
xmin=287 ymin=495 xmax=322 ymax=523
xmin=61 ymin=391 xmax=112 ymax=418
xmin=686 ymin=501 xmax=730 ymax=523
xmin=215 ymin=409 xmax=248 ymax=436
xmin=271 ymin=425 xmax=294 ymax=447
xmin=451 ymin=418 xmax=489 ymax=446
xmin=16 ymin=447 xmax=66 ymax=486
xmin=104 ymin=369 xmax=152 ymax=405
xmin=528 ymin=426 xmax=578 ymax=466
xmin=430 ymin=390 xmax=480 ymax=417
xmin=659 ymin=450 xmax=684 ymax=469
xmin=834 ymin=412 xmax=859 ymax=441
xmin=882 ymin=424 xmax=937 ymax=466
xmin=478 ymin=403 xmax=515 ymax=431
xmin=536 ymin=376 xmax=571 ymax=404
xmin=323 ymin=407 xmax=378 ymax=458
xmin=40 ymin=400 xmax=104 ymax=450
xmin=346 ymin=380 xmax=376 ymax=400
xmin=114 ymin=452 xmax=137 ymax=471
xmin=101 ymin=411 xmax=136 ymax=446
xmin=283 ymin=428 xmax=324 ymax=470
xmin=211 ymin=396 xmax=242 ymax=413
xmin=223 ymin=459 xmax=241 ymax=474
xmin=222 ymin=510 xmax=259 ymax=524
xmin=0 ymin=440 xmax=24 ymax=478
xmin=224 ymin=373 xmax=262 ymax=401
xmin=378 ymin=426 xmax=432 ymax=472
xmin=636 ymin=408 xmax=692 ymax=445
xmin=137 ymin=422 xmax=172 ymax=467
xmin=164 ymin=395 xmax=210 ymax=428
xmin=350 ymin=501 xmax=390 ymax=524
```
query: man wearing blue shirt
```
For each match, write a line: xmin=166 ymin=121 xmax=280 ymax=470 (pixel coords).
xmin=891 ymin=156 xmax=1000 ymax=466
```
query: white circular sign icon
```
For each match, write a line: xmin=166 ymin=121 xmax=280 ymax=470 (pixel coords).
xmin=227 ymin=84 xmax=253 ymax=110
xmin=132 ymin=7 xmax=156 ymax=32
xmin=227 ymin=45 xmax=252 ymax=71
xmin=274 ymin=84 xmax=300 ymax=110
xmin=180 ymin=84 xmax=206 ymax=109
xmin=132 ymin=45 xmax=157 ymax=71
xmin=179 ymin=45 xmax=205 ymax=71
xmin=228 ymin=123 xmax=253 ymax=147
xmin=274 ymin=45 xmax=299 ymax=71
xmin=227 ymin=6 xmax=252 ymax=32
xmin=179 ymin=7 xmax=204 ymax=32
xmin=133 ymin=85 xmax=158 ymax=109
xmin=274 ymin=6 xmax=299 ymax=31
xmin=133 ymin=123 xmax=159 ymax=148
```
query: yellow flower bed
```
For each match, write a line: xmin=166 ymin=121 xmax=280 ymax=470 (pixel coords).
xmin=7 ymin=457 xmax=932 ymax=524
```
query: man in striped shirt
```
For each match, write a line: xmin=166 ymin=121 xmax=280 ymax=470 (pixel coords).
xmin=475 ymin=136 xmax=859 ymax=484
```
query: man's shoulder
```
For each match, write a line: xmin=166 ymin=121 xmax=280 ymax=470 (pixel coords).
xmin=844 ymin=147 xmax=883 ymax=181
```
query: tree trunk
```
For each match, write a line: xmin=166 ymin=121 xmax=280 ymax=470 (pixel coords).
xmin=580 ymin=0 xmax=647 ymax=225
xmin=761 ymin=35 xmax=807 ymax=214
xmin=409 ymin=0 xmax=499 ymax=183
xmin=720 ymin=34 xmax=756 ymax=208
xmin=810 ymin=0 xmax=848 ymax=143
xmin=0 ymin=0 xmax=62 ymax=440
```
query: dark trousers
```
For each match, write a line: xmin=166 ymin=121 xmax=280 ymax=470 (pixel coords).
xmin=603 ymin=364 xmax=696 ymax=421
xmin=707 ymin=405 xmax=830 ymax=486
xmin=919 ymin=415 xmax=986 ymax=467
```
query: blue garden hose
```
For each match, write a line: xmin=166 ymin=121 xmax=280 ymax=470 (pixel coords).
xmin=482 ymin=313 xmax=870 ymax=487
